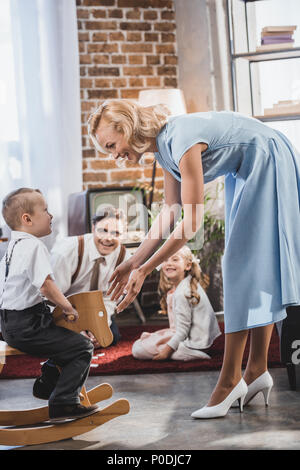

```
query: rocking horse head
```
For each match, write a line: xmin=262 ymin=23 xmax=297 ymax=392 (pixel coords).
xmin=52 ymin=290 xmax=113 ymax=348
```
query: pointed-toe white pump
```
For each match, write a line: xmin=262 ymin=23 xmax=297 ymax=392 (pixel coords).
xmin=191 ymin=378 xmax=248 ymax=419
xmin=243 ymin=371 xmax=274 ymax=406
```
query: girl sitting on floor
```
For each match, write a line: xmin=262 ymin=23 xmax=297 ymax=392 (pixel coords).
xmin=132 ymin=245 xmax=221 ymax=361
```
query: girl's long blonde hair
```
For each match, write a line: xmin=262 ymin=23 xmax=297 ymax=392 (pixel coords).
xmin=88 ymin=98 xmax=170 ymax=154
xmin=158 ymin=246 xmax=210 ymax=315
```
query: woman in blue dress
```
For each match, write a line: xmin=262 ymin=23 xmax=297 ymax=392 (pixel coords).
xmin=88 ymin=99 xmax=300 ymax=419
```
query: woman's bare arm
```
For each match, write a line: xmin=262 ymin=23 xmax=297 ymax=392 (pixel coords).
xmin=129 ymin=169 xmax=182 ymax=269
xmin=115 ymin=143 xmax=205 ymax=312
xmin=107 ymin=169 xmax=182 ymax=299
xmin=139 ymin=143 xmax=205 ymax=275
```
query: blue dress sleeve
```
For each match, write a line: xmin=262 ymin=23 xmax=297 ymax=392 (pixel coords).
xmin=165 ymin=113 xmax=212 ymax=168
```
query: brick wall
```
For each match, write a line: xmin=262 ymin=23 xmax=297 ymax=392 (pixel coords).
xmin=76 ymin=0 xmax=179 ymax=316
xmin=76 ymin=0 xmax=179 ymax=198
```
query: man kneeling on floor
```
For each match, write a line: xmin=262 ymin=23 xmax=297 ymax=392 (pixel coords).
xmin=50 ymin=206 xmax=132 ymax=348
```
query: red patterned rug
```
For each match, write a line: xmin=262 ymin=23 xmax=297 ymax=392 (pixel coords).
xmin=0 ymin=323 xmax=283 ymax=379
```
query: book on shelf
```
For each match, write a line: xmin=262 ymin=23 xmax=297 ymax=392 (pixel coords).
xmin=256 ymin=41 xmax=295 ymax=52
xmin=261 ymin=37 xmax=294 ymax=45
xmin=261 ymin=31 xmax=295 ymax=37
xmin=262 ymin=25 xmax=297 ymax=33
xmin=264 ymin=100 xmax=300 ymax=116
xmin=259 ymin=25 xmax=297 ymax=51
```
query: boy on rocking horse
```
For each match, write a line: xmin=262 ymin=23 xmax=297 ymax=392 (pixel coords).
xmin=0 ymin=188 xmax=99 ymax=423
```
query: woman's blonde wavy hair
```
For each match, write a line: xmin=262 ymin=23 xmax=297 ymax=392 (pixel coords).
xmin=158 ymin=245 xmax=210 ymax=315
xmin=87 ymin=99 xmax=170 ymax=154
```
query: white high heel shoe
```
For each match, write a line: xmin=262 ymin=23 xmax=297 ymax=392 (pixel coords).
xmin=191 ymin=378 xmax=248 ymax=419
xmin=243 ymin=371 xmax=273 ymax=406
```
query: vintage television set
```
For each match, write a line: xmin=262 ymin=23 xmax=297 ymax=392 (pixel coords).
xmin=67 ymin=187 xmax=148 ymax=248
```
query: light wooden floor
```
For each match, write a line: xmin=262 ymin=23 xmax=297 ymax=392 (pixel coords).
xmin=1 ymin=367 xmax=300 ymax=451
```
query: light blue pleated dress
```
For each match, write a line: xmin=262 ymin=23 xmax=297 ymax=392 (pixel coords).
xmin=155 ymin=111 xmax=300 ymax=333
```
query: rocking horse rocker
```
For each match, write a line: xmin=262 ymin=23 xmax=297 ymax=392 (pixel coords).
xmin=0 ymin=291 xmax=130 ymax=446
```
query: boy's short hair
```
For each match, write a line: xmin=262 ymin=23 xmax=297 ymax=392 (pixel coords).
xmin=2 ymin=188 xmax=42 ymax=230
xmin=92 ymin=206 xmax=126 ymax=227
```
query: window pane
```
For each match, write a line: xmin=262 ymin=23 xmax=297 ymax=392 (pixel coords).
xmin=0 ymin=0 xmax=19 ymax=142
xmin=267 ymin=120 xmax=300 ymax=153
xmin=254 ymin=0 xmax=300 ymax=48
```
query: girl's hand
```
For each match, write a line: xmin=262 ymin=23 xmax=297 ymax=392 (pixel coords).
xmin=114 ymin=267 xmax=147 ymax=313
xmin=153 ymin=345 xmax=174 ymax=361
xmin=107 ymin=259 xmax=135 ymax=302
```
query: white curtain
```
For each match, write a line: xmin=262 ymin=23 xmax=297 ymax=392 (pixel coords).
xmin=0 ymin=0 xmax=82 ymax=255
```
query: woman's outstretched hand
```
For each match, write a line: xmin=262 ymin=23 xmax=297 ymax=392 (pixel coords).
xmin=108 ymin=264 xmax=147 ymax=313
xmin=107 ymin=259 xmax=133 ymax=302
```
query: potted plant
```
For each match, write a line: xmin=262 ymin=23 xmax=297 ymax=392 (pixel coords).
xmin=133 ymin=180 xmax=225 ymax=313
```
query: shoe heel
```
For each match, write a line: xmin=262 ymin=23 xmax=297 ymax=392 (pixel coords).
xmin=238 ymin=393 xmax=246 ymax=413
xmin=262 ymin=386 xmax=272 ymax=406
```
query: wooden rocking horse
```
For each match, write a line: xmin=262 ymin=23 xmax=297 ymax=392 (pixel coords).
xmin=0 ymin=290 xmax=130 ymax=446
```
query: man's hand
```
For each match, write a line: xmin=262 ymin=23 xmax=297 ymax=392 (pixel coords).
xmin=81 ymin=330 xmax=100 ymax=348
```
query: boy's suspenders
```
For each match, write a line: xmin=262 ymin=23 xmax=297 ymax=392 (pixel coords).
xmin=71 ymin=235 xmax=126 ymax=285
xmin=4 ymin=240 xmax=22 ymax=278
xmin=0 ymin=239 xmax=22 ymax=310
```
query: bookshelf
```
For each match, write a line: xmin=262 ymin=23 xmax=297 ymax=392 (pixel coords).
xmin=227 ymin=0 xmax=300 ymax=122
xmin=232 ymin=47 xmax=300 ymax=62
xmin=255 ymin=113 xmax=300 ymax=122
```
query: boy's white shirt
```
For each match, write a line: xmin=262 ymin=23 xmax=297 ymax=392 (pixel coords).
xmin=167 ymin=275 xmax=221 ymax=351
xmin=0 ymin=231 xmax=54 ymax=310
xmin=50 ymin=234 xmax=132 ymax=324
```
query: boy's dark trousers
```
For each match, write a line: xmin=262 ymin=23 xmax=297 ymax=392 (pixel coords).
xmin=0 ymin=302 xmax=94 ymax=406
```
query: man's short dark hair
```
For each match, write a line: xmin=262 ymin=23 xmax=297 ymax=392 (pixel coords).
xmin=92 ymin=206 xmax=125 ymax=226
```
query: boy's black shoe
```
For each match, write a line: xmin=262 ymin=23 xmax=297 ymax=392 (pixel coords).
xmin=48 ymin=403 xmax=99 ymax=423
xmin=33 ymin=362 xmax=60 ymax=400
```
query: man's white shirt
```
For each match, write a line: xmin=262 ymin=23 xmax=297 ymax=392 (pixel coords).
xmin=50 ymin=234 xmax=132 ymax=324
